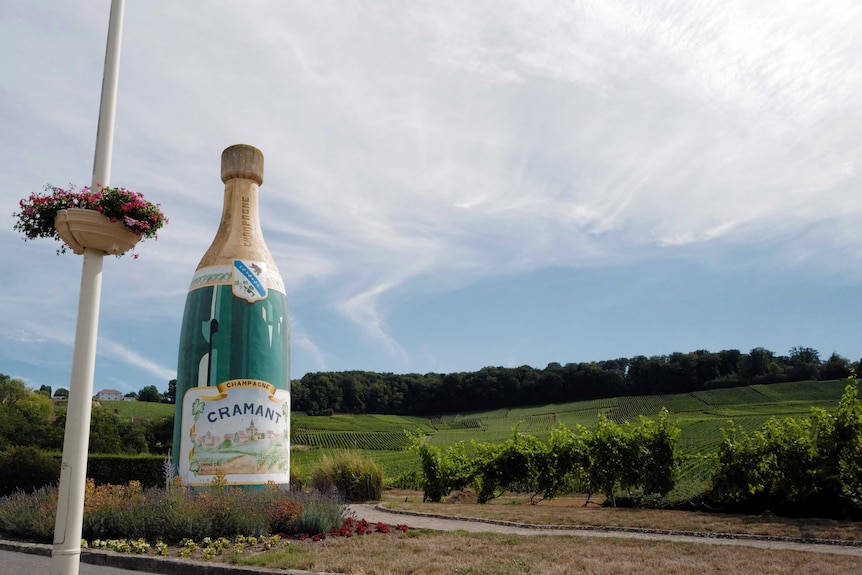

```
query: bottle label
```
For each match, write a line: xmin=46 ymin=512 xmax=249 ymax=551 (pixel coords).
xmin=178 ymin=380 xmax=290 ymax=484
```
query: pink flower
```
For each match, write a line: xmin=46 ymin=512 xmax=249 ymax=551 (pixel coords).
xmin=13 ymin=183 xmax=166 ymax=257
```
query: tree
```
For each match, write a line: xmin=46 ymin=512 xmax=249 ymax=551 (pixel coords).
xmin=741 ymin=348 xmax=776 ymax=382
xmin=162 ymin=379 xmax=177 ymax=404
xmin=717 ymin=349 xmax=742 ymax=378
xmin=117 ymin=419 xmax=149 ymax=454
xmin=788 ymin=346 xmax=821 ymax=381
xmin=38 ymin=384 xmax=52 ymax=398
xmin=137 ymin=385 xmax=163 ymax=403
xmin=53 ymin=387 xmax=69 ymax=399
xmin=819 ymin=353 xmax=851 ymax=381
xmin=693 ymin=350 xmax=721 ymax=386
xmin=0 ymin=375 xmax=29 ymax=406
xmin=89 ymin=407 xmax=122 ymax=453
xmin=0 ymin=383 xmax=56 ymax=448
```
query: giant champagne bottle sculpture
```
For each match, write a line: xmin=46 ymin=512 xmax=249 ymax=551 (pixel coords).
xmin=172 ymin=144 xmax=290 ymax=487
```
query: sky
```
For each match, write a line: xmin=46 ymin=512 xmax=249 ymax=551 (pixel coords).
xmin=2 ymin=1 xmax=861 ymax=397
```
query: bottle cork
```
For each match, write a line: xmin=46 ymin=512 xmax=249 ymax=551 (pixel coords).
xmin=221 ymin=144 xmax=264 ymax=185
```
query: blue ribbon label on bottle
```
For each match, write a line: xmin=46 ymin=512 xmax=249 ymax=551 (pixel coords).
xmin=233 ymin=260 xmax=267 ymax=302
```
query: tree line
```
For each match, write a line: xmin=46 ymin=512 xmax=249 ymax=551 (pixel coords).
xmin=292 ymin=346 xmax=857 ymax=416
xmin=0 ymin=373 xmax=172 ymax=455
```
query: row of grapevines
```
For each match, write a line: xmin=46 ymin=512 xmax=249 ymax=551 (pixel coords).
xmin=610 ymin=395 xmax=664 ymax=423
xmin=291 ymin=431 xmax=413 ymax=451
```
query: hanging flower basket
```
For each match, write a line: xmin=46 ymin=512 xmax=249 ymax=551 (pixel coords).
xmin=12 ymin=184 xmax=167 ymax=257
xmin=54 ymin=208 xmax=141 ymax=255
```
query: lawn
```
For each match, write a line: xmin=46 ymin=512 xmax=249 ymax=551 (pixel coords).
xmin=229 ymin=530 xmax=862 ymax=575
xmin=96 ymin=399 xmax=174 ymax=420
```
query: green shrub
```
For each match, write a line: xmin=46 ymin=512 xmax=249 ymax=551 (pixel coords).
xmin=289 ymin=465 xmax=308 ymax=492
xmin=310 ymin=452 xmax=383 ymax=502
xmin=86 ymin=454 xmax=164 ymax=487
xmin=709 ymin=378 xmax=862 ymax=517
xmin=0 ymin=447 xmax=60 ymax=496
xmin=0 ymin=451 xmax=165 ymax=496
xmin=390 ymin=469 xmax=424 ymax=490
xmin=415 ymin=440 xmax=472 ymax=502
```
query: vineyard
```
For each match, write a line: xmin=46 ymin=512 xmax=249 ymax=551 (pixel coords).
xmin=287 ymin=378 xmax=849 ymax=500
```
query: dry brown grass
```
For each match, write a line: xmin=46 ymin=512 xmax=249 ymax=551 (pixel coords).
xmin=227 ymin=490 xmax=862 ymax=574
xmin=382 ymin=491 xmax=862 ymax=542
xmin=232 ymin=530 xmax=862 ymax=575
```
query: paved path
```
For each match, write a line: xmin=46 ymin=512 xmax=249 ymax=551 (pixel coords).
xmin=0 ymin=543 xmax=324 ymax=575
xmin=0 ymin=548 xmax=151 ymax=575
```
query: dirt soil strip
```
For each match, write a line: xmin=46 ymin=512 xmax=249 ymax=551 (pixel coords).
xmin=347 ymin=504 xmax=862 ymax=557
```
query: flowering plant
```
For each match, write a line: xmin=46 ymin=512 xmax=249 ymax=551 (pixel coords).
xmin=13 ymin=184 xmax=167 ymax=256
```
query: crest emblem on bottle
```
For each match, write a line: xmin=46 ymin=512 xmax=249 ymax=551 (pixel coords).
xmin=233 ymin=260 xmax=267 ymax=302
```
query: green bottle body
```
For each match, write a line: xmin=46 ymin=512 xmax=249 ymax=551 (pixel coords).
xmin=172 ymin=146 xmax=290 ymax=487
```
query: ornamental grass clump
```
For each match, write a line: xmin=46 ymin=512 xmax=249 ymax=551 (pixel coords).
xmin=311 ymin=451 xmax=383 ymax=502
xmin=293 ymin=489 xmax=348 ymax=535
xmin=12 ymin=183 xmax=167 ymax=255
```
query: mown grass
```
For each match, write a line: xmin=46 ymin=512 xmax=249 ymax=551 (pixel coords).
xmin=227 ymin=530 xmax=862 ymax=575
xmin=97 ymin=400 xmax=174 ymax=420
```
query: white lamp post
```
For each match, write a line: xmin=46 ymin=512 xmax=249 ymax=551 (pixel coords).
xmin=51 ymin=1 xmax=126 ymax=574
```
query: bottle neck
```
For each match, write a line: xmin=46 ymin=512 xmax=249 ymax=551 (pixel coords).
xmin=197 ymin=178 xmax=278 ymax=271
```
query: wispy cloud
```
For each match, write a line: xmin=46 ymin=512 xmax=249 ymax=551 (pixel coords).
xmin=2 ymin=1 xmax=861 ymax=389
xmin=290 ymin=323 xmax=327 ymax=373
xmin=99 ymin=339 xmax=175 ymax=382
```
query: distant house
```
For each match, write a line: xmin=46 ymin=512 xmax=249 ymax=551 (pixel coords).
xmin=94 ymin=389 xmax=123 ymax=401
